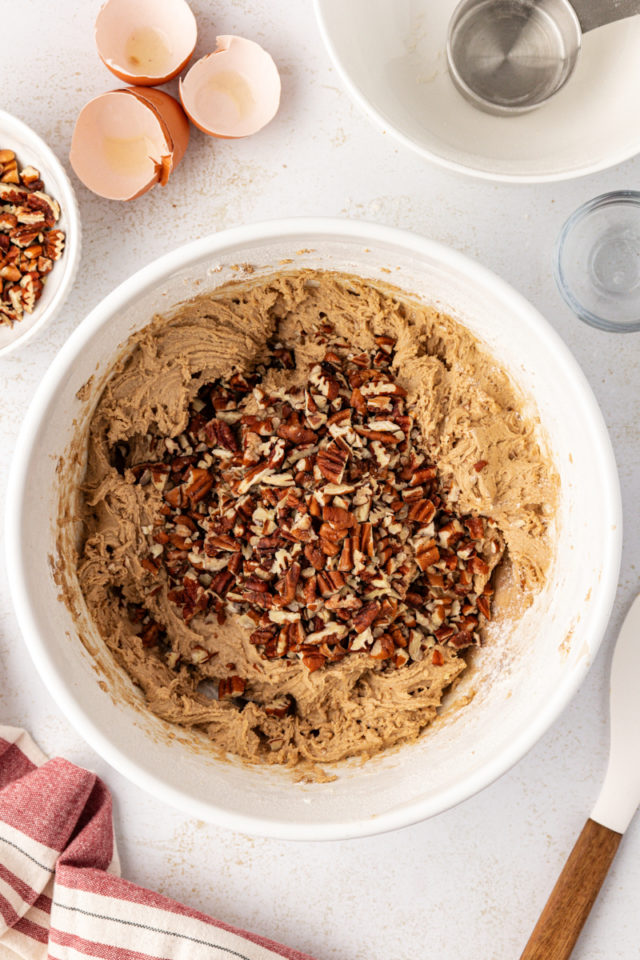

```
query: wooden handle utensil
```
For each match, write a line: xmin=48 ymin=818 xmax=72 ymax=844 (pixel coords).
xmin=519 ymin=818 xmax=622 ymax=959
xmin=520 ymin=594 xmax=640 ymax=959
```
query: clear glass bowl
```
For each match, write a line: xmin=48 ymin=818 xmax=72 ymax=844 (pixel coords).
xmin=554 ymin=191 xmax=640 ymax=333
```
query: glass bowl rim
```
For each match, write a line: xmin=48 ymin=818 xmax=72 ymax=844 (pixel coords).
xmin=554 ymin=190 xmax=640 ymax=333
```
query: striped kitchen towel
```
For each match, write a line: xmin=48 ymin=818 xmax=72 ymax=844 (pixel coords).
xmin=0 ymin=726 xmax=315 ymax=960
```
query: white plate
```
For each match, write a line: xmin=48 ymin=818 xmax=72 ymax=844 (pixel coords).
xmin=6 ymin=219 xmax=621 ymax=839
xmin=315 ymin=0 xmax=640 ymax=182
xmin=0 ymin=110 xmax=81 ymax=357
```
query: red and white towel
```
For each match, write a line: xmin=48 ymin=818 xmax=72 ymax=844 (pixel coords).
xmin=0 ymin=726 xmax=315 ymax=960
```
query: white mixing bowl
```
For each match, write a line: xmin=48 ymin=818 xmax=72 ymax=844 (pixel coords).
xmin=315 ymin=0 xmax=640 ymax=182
xmin=6 ymin=219 xmax=621 ymax=840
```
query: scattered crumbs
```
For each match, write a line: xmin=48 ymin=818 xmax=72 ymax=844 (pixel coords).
xmin=76 ymin=376 xmax=94 ymax=402
xmin=294 ymin=764 xmax=337 ymax=785
xmin=230 ymin=263 xmax=256 ymax=274
xmin=559 ymin=624 xmax=575 ymax=658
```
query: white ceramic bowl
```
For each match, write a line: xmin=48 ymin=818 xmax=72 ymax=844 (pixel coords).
xmin=314 ymin=0 xmax=640 ymax=182
xmin=0 ymin=109 xmax=81 ymax=357
xmin=6 ymin=219 xmax=621 ymax=840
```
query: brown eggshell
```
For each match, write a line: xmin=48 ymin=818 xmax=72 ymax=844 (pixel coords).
xmin=127 ymin=86 xmax=190 ymax=169
xmin=179 ymin=35 xmax=281 ymax=139
xmin=95 ymin=0 xmax=197 ymax=86
xmin=69 ymin=88 xmax=189 ymax=201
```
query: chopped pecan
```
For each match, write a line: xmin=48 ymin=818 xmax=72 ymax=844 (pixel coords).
xmin=304 ymin=542 xmax=326 ymax=570
xmin=353 ymin=600 xmax=380 ymax=634
xmin=477 ymin=595 xmax=491 ymax=620
xmin=302 ymin=652 xmax=326 ymax=673
xmin=415 ymin=540 xmax=440 ymax=571
xmin=218 ymin=676 xmax=246 ymax=699
xmin=322 ymin=504 xmax=354 ymax=527
xmin=264 ymin=695 xmax=294 ymax=718
xmin=204 ymin=418 xmax=239 ymax=451
xmin=316 ymin=570 xmax=346 ymax=596
xmin=184 ymin=467 xmax=213 ymax=504
xmin=316 ymin=445 xmax=348 ymax=483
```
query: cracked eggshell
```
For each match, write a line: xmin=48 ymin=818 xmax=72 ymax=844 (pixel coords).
xmin=95 ymin=0 xmax=197 ymax=86
xmin=69 ymin=87 xmax=190 ymax=201
xmin=179 ymin=35 xmax=281 ymax=138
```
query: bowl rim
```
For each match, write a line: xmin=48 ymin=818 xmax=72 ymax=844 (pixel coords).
xmin=0 ymin=108 xmax=81 ymax=358
xmin=313 ymin=0 xmax=640 ymax=184
xmin=5 ymin=217 xmax=622 ymax=840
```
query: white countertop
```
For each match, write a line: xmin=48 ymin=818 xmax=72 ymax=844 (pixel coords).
xmin=2 ymin=3 xmax=639 ymax=958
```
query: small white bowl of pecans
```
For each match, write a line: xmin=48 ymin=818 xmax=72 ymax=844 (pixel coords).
xmin=0 ymin=109 xmax=80 ymax=357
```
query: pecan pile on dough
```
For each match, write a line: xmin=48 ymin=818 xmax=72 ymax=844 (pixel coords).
xmin=129 ymin=325 xmax=504 ymax=692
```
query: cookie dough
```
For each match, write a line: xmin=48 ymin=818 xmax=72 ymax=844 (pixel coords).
xmin=75 ymin=270 xmax=557 ymax=767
